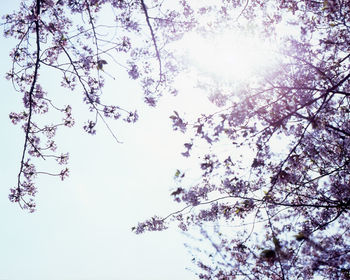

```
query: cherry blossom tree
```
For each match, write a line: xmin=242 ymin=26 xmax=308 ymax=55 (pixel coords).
xmin=3 ymin=0 xmax=350 ymax=279
xmin=133 ymin=1 xmax=350 ymax=279
xmin=3 ymin=0 xmax=196 ymax=211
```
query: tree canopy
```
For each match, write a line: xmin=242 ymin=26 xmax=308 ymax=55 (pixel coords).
xmin=3 ymin=0 xmax=350 ymax=279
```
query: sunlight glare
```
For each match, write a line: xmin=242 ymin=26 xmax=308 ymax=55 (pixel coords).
xmin=180 ymin=31 xmax=277 ymax=83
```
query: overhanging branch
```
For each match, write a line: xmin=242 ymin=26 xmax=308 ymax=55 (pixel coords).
xmin=17 ymin=0 xmax=41 ymax=206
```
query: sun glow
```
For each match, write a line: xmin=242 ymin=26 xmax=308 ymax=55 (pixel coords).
xmin=179 ymin=30 xmax=278 ymax=83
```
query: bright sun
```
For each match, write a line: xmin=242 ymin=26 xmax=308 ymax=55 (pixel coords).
xmin=179 ymin=30 xmax=278 ymax=83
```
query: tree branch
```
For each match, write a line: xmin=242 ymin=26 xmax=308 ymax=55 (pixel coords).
xmin=140 ymin=0 xmax=162 ymax=85
xmin=17 ymin=0 xmax=41 ymax=204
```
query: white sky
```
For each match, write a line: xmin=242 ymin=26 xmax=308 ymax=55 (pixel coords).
xmin=0 ymin=2 xmax=206 ymax=280
xmin=0 ymin=57 xmax=195 ymax=280
xmin=0 ymin=1 xmax=282 ymax=279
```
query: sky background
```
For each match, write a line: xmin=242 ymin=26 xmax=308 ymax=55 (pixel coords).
xmin=0 ymin=1 xmax=282 ymax=279
xmin=0 ymin=1 xmax=218 ymax=279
